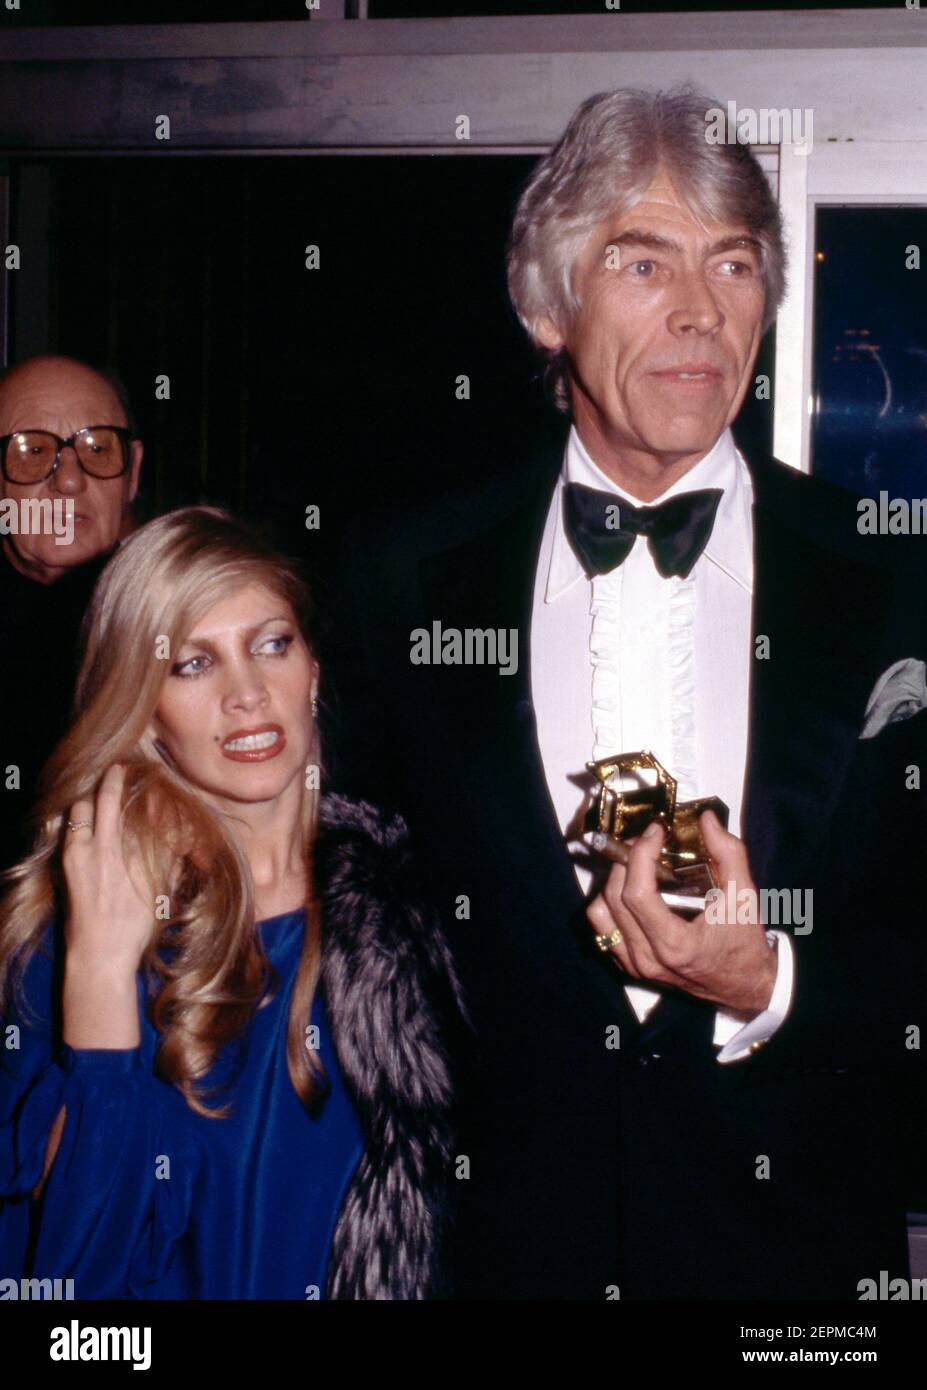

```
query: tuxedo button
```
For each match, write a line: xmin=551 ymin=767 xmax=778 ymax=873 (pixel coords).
xmin=637 ymin=1051 xmax=662 ymax=1066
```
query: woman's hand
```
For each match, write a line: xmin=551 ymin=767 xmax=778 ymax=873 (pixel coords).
xmin=62 ymin=763 xmax=157 ymax=981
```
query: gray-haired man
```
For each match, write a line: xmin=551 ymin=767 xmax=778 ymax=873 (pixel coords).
xmin=326 ymin=86 xmax=925 ymax=1299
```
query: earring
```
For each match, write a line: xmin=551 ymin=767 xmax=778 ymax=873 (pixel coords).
xmin=311 ymin=696 xmax=319 ymax=718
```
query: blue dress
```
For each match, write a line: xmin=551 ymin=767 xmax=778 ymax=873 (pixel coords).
xmin=0 ymin=910 xmax=365 ymax=1299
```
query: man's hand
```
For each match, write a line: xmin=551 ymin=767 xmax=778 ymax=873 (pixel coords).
xmin=587 ymin=810 xmax=777 ymax=1019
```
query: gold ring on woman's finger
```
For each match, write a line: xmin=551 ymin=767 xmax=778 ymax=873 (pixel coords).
xmin=595 ymin=928 xmax=623 ymax=952
xmin=66 ymin=820 xmax=93 ymax=832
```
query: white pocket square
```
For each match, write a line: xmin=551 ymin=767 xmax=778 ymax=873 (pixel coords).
xmin=860 ymin=658 xmax=927 ymax=740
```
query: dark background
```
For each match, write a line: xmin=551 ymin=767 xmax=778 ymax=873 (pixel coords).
xmin=5 ymin=154 xmax=776 ymax=573
xmin=813 ymin=206 xmax=927 ymax=503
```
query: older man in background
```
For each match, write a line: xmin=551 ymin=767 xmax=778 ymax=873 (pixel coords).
xmin=0 ymin=355 xmax=142 ymax=869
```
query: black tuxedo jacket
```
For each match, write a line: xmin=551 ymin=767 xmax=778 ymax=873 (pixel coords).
xmin=321 ymin=415 xmax=927 ymax=1300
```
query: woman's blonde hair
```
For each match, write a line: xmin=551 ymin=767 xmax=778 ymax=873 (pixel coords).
xmin=0 ymin=506 xmax=326 ymax=1116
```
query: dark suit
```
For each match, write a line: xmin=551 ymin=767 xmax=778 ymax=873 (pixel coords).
xmin=0 ymin=546 xmax=108 ymax=875
xmin=321 ymin=413 xmax=926 ymax=1300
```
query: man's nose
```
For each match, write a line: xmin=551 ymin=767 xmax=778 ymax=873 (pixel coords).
xmin=50 ymin=446 xmax=88 ymax=494
xmin=666 ymin=270 xmax=724 ymax=335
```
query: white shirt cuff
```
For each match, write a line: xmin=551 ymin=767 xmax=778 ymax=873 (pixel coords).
xmin=621 ymin=931 xmax=794 ymax=1058
xmin=713 ymin=930 xmax=794 ymax=1063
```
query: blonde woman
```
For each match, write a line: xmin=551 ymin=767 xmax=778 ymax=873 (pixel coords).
xmin=0 ymin=506 xmax=463 ymax=1299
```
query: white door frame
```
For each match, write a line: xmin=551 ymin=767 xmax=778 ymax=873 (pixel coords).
xmin=774 ymin=141 xmax=927 ymax=473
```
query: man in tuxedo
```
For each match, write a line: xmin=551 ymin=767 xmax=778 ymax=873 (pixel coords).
xmin=322 ymin=86 xmax=926 ymax=1299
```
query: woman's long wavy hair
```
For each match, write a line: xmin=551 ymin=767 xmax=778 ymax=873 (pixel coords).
xmin=0 ymin=506 xmax=327 ymax=1117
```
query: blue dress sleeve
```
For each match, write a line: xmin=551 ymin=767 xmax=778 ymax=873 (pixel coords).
xmin=0 ymin=930 xmax=200 ymax=1299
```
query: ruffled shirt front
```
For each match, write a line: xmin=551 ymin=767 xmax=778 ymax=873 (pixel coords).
xmin=544 ymin=425 xmax=754 ymax=811
xmin=530 ymin=424 xmax=794 ymax=1060
xmin=0 ymin=910 xmax=364 ymax=1299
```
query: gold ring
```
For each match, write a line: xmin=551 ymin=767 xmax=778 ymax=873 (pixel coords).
xmin=595 ymin=928 xmax=623 ymax=952
xmin=66 ymin=820 xmax=93 ymax=832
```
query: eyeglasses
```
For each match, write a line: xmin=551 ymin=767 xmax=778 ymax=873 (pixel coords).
xmin=0 ymin=425 xmax=134 ymax=485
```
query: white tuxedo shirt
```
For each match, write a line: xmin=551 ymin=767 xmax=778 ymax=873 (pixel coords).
xmin=529 ymin=423 xmax=793 ymax=1063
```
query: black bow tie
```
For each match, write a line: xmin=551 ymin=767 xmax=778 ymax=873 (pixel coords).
xmin=564 ymin=481 xmax=723 ymax=581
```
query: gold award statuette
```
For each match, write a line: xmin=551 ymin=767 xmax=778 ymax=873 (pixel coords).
xmin=584 ymin=750 xmax=729 ymax=903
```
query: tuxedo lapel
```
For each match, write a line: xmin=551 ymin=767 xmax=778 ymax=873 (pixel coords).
xmin=631 ymin=453 xmax=898 ymax=1055
xmin=741 ymin=455 xmax=896 ymax=890
xmin=417 ymin=428 xmax=580 ymax=906
xmin=417 ymin=422 xmax=642 ymax=1030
